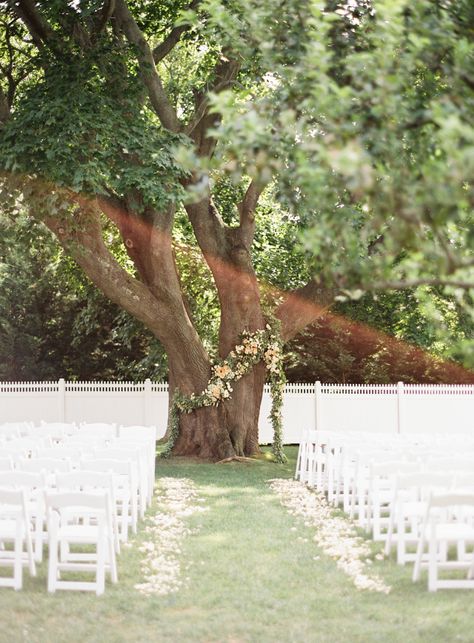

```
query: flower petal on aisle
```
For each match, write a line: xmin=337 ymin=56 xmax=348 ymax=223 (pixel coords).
xmin=135 ymin=477 xmax=208 ymax=596
xmin=269 ymin=478 xmax=391 ymax=594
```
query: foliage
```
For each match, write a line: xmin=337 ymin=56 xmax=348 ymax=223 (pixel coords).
xmin=286 ymin=289 xmax=474 ymax=384
xmin=0 ymin=212 xmax=167 ymax=381
xmin=0 ymin=0 xmax=472 ymax=457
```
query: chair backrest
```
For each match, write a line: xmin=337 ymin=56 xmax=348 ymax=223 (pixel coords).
xmin=426 ymin=457 xmax=473 ymax=474
xmin=0 ymin=456 xmax=13 ymax=471
xmin=94 ymin=447 xmax=138 ymax=462
xmin=78 ymin=423 xmax=116 ymax=439
xmin=29 ymin=425 xmax=65 ymax=441
xmin=18 ymin=458 xmax=72 ymax=474
xmin=395 ymin=472 xmax=453 ymax=497
xmin=41 ymin=421 xmax=77 ymax=436
xmin=118 ymin=425 xmax=156 ymax=442
xmin=55 ymin=471 xmax=115 ymax=495
xmin=45 ymin=490 xmax=111 ymax=514
xmin=453 ymin=472 xmax=474 ymax=493
xmin=64 ymin=435 xmax=109 ymax=449
xmin=0 ymin=488 xmax=30 ymax=527
xmin=370 ymin=460 xmax=421 ymax=479
xmin=81 ymin=458 xmax=132 ymax=477
xmin=428 ymin=492 xmax=474 ymax=510
xmin=0 ymin=470 xmax=45 ymax=491
xmin=0 ymin=444 xmax=32 ymax=462
xmin=0 ymin=487 xmax=27 ymax=511
xmin=36 ymin=447 xmax=83 ymax=461
xmin=113 ymin=438 xmax=149 ymax=454
xmin=0 ymin=422 xmax=32 ymax=437
xmin=0 ymin=426 xmax=20 ymax=440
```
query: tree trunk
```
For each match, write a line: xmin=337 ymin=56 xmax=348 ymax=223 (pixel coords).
xmin=168 ymin=365 xmax=266 ymax=460
xmin=167 ymin=235 xmax=267 ymax=460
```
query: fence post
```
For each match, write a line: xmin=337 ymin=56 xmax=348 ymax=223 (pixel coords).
xmin=58 ymin=378 xmax=66 ymax=422
xmin=144 ymin=378 xmax=152 ymax=425
xmin=397 ymin=381 xmax=404 ymax=434
xmin=315 ymin=381 xmax=322 ymax=431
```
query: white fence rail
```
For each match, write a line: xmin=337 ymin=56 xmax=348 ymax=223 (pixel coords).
xmin=0 ymin=380 xmax=472 ymax=443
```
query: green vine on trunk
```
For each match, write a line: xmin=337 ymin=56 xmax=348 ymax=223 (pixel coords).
xmin=161 ymin=322 xmax=287 ymax=463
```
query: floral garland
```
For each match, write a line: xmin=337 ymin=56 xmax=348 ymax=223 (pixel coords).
xmin=161 ymin=323 xmax=287 ymax=463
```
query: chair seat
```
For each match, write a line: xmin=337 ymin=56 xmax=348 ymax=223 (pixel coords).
xmin=434 ymin=523 xmax=474 ymax=541
xmin=0 ymin=518 xmax=20 ymax=537
xmin=59 ymin=524 xmax=104 ymax=543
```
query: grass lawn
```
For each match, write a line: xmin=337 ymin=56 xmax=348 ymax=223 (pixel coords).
xmin=1 ymin=447 xmax=473 ymax=643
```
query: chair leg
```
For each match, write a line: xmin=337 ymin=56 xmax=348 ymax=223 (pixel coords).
xmin=13 ymin=529 xmax=23 ymax=591
xmin=385 ymin=504 xmax=396 ymax=556
xmin=412 ymin=531 xmax=425 ymax=582
xmin=96 ymin=534 xmax=106 ymax=596
xmin=428 ymin=531 xmax=438 ymax=592
xmin=25 ymin=526 xmax=36 ymax=578
xmin=48 ymin=518 xmax=59 ymax=593
xmin=108 ymin=536 xmax=118 ymax=584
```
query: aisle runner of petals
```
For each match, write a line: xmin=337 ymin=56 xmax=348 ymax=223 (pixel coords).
xmin=135 ymin=477 xmax=208 ymax=596
xmin=269 ymin=478 xmax=391 ymax=594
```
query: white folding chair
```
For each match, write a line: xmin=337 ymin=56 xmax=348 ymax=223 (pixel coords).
xmin=41 ymin=421 xmax=78 ymax=437
xmin=81 ymin=459 xmax=135 ymax=541
xmin=45 ymin=491 xmax=118 ymax=595
xmin=413 ymin=493 xmax=474 ymax=591
xmin=78 ymin=423 xmax=116 ymax=440
xmin=55 ymin=471 xmax=120 ymax=554
xmin=18 ymin=457 xmax=72 ymax=488
xmin=368 ymin=461 xmax=421 ymax=541
xmin=36 ymin=446 xmax=84 ymax=467
xmin=0 ymin=422 xmax=32 ymax=438
xmin=114 ymin=439 xmax=152 ymax=508
xmin=0 ymin=488 xmax=36 ymax=589
xmin=29 ymin=424 xmax=65 ymax=443
xmin=118 ymin=425 xmax=156 ymax=504
xmin=0 ymin=471 xmax=47 ymax=562
xmin=0 ymin=426 xmax=20 ymax=440
xmin=95 ymin=447 xmax=146 ymax=518
xmin=385 ymin=472 xmax=453 ymax=565
xmin=62 ymin=436 xmax=109 ymax=455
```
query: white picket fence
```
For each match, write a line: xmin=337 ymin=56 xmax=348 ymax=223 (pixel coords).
xmin=0 ymin=380 xmax=472 ymax=443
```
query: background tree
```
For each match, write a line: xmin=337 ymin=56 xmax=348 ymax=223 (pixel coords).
xmin=0 ymin=0 xmax=472 ymax=458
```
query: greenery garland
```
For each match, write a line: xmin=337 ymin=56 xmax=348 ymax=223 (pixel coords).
xmin=161 ymin=322 xmax=287 ymax=463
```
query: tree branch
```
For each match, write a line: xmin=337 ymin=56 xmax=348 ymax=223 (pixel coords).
xmin=184 ymin=196 xmax=228 ymax=260
xmin=237 ymin=179 xmax=266 ymax=247
xmin=43 ymin=205 xmax=173 ymax=338
xmin=0 ymin=83 xmax=10 ymax=124
xmin=152 ymin=0 xmax=201 ymax=64
xmin=94 ymin=0 xmax=116 ymax=36
xmin=186 ymin=56 xmax=240 ymax=156
xmin=8 ymin=0 xmax=56 ymax=50
xmin=371 ymin=277 xmax=474 ymax=290
xmin=460 ymin=72 xmax=474 ymax=93
xmin=276 ymin=279 xmax=337 ymax=342
xmin=113 ymin=0 xmax=180 ymax=132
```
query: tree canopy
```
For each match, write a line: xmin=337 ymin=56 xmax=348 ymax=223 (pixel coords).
xmin=0 ymin=0 xmax=472 ymax=457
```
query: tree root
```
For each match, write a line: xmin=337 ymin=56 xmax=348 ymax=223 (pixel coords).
xmin=215 ymin=456 xmax=257 ymax=465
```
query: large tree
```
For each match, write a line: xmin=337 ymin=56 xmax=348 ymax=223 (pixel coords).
xmin=0 ymin=0 xmax=472 ymax=458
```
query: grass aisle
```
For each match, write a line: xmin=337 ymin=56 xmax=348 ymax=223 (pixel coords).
xmin=1 ymin=448 xmax=473 ymax=643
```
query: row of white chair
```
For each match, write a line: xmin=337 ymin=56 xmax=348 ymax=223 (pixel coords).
xmin=0 ymin=421 xmax=156 ymax=441
xmin=0 ymin=422 xmax=157 ymax=594
xmin=296 ymin=429 xmax=474 ymax=591
xmin=0 ymin=484 xmax=117 ymax=594
xmin=0 ymin=422 xmax=157 ymax=505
